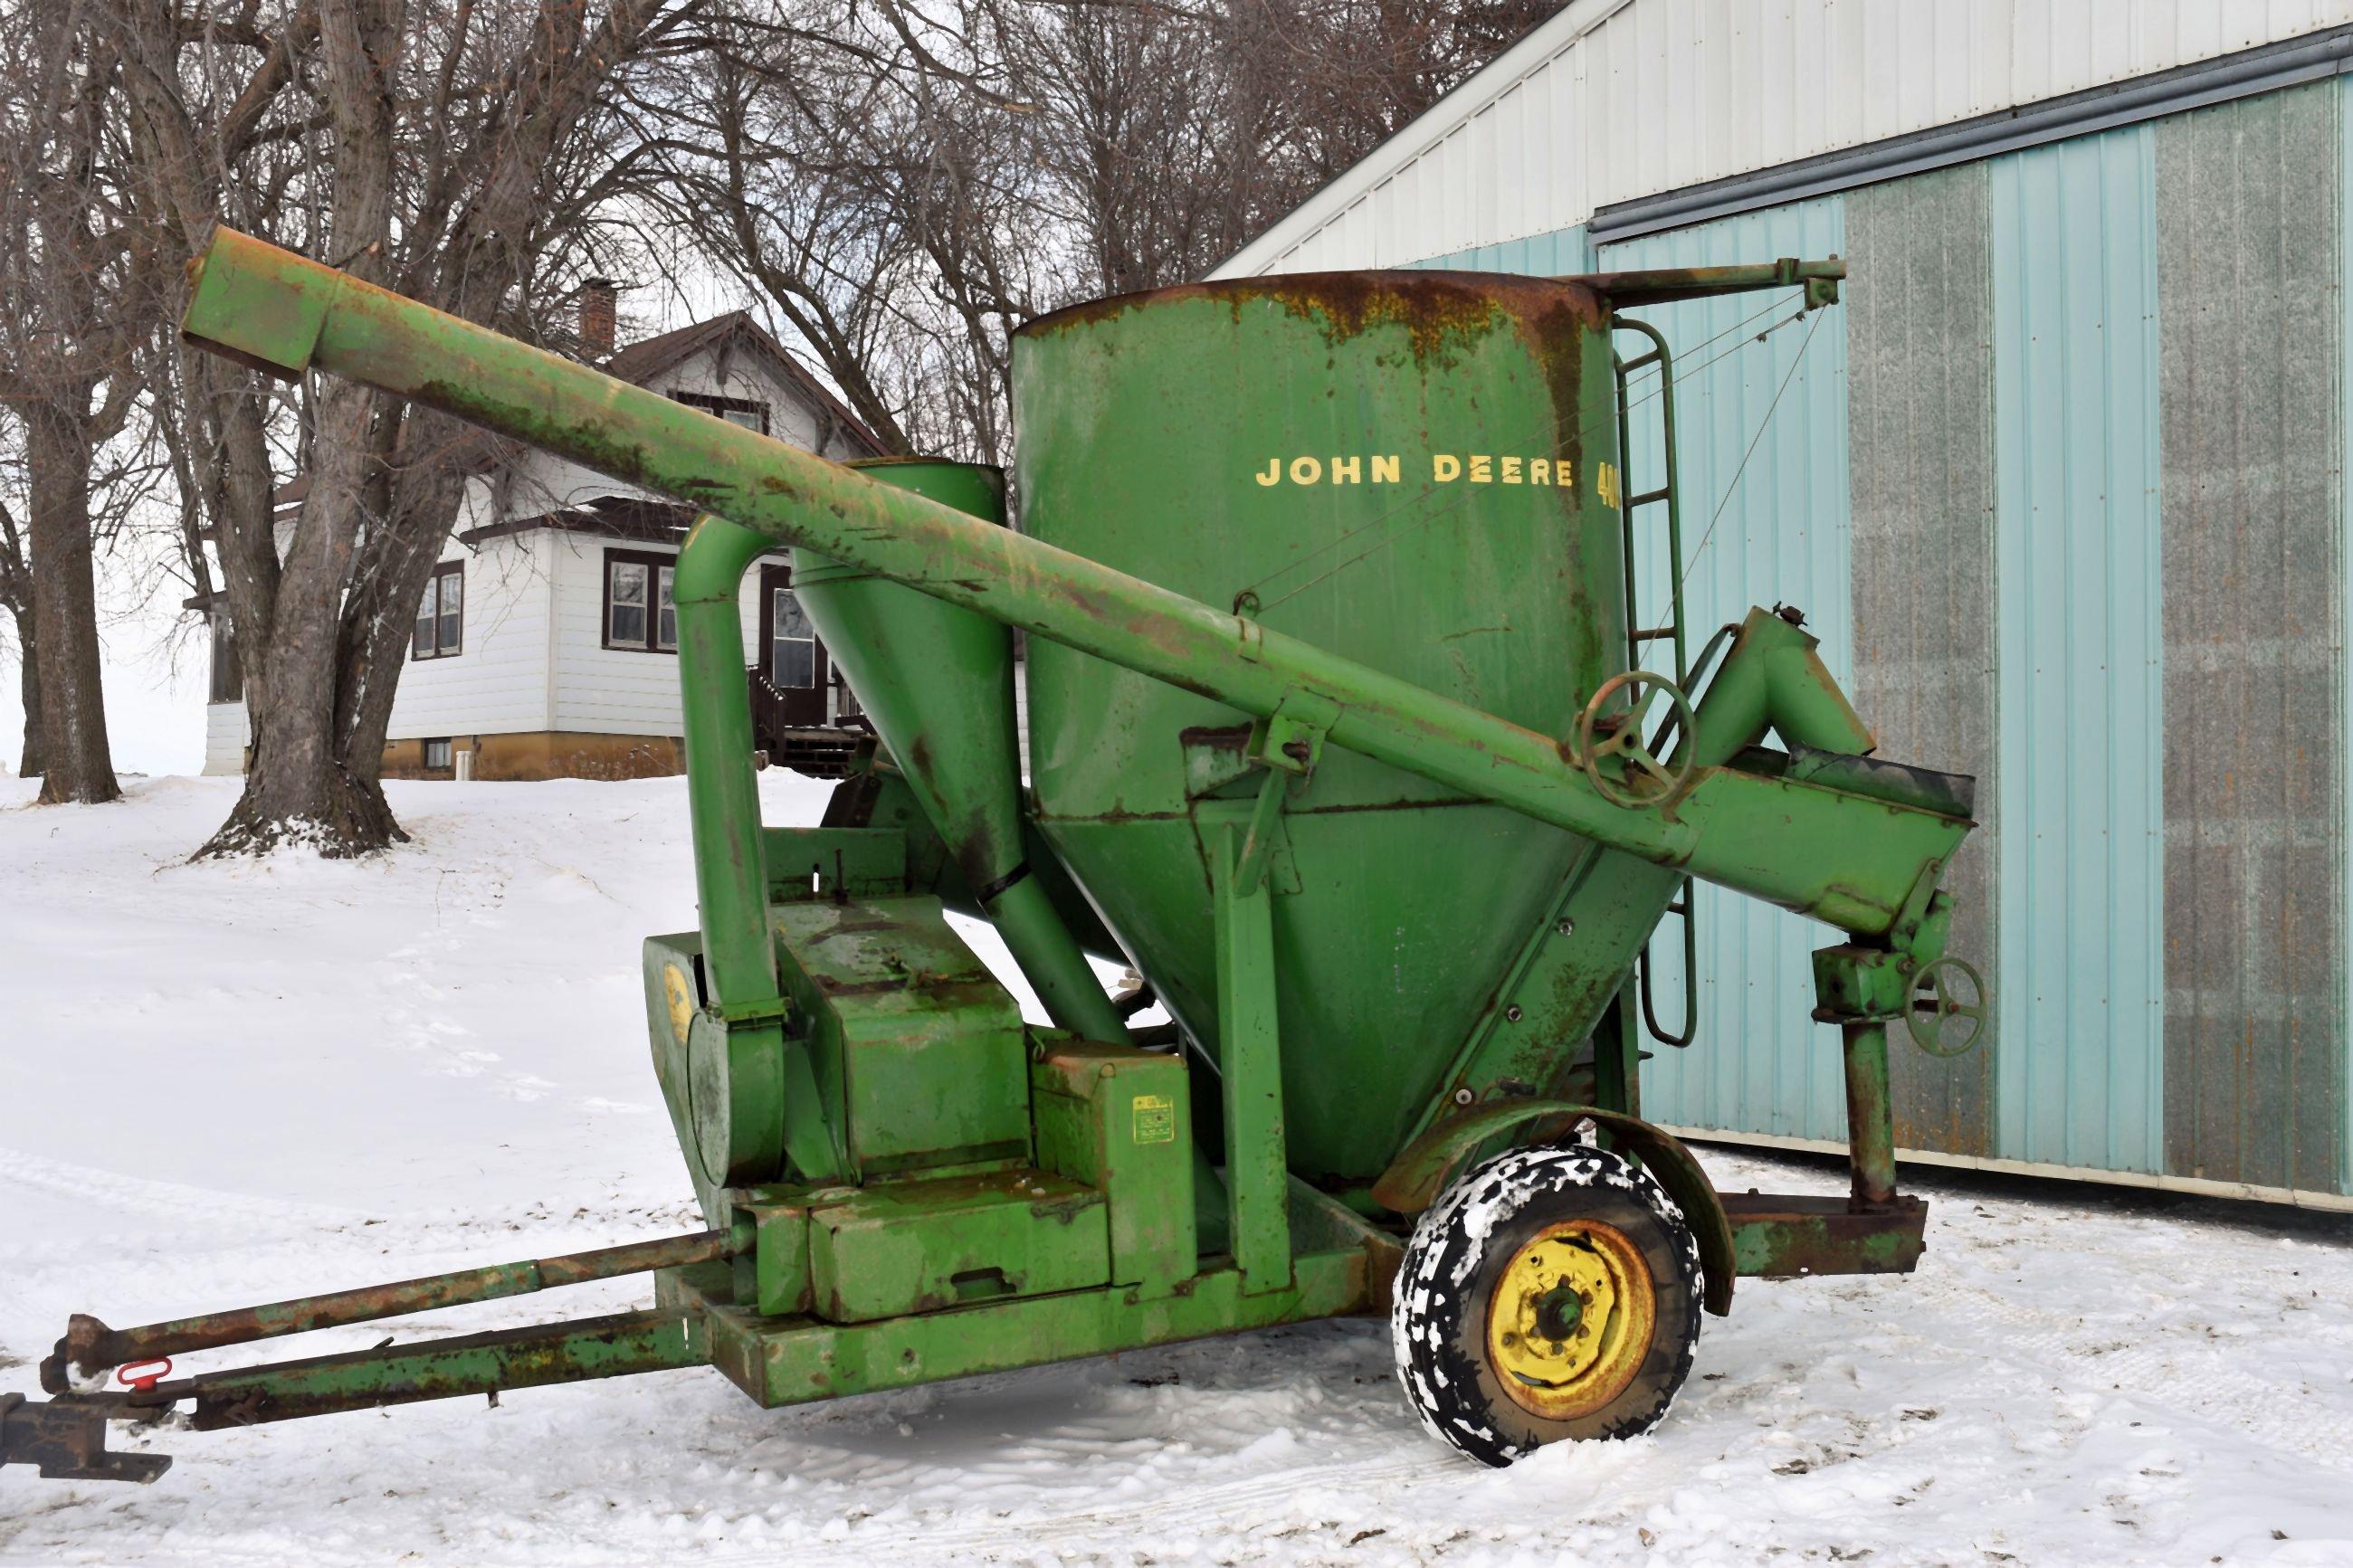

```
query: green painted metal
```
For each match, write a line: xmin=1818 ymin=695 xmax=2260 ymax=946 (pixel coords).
xmin=667 ymin=515 xmax=782 ymax=1020
xmin=43 ymin=1230 xmax=738 ymax=1388
xmin=1721 ymin=1195 xmax=1927 ymax=1278
xmin=1407 ymin=606 xmax=1948 ymax=1166
xmin=794 ymin=460 xmax=1132 ymax=1049
xmin=806 ymin=1170 xmax=1110 ymax=1322
xmin=767 ymin=889 xmax=1030 ymax=1180
xmin=1208 ymin=813 xmax=1293 ymax=1293
xmin=664 ymin=1203 xmax=1388 ymax=1411
xmin=1030 ymin=1040 xmax=1198 ymax=1295
xmin=176 ymin=1311 xmax=710 ymax=1429
xmin=5 ymin=229 xmax=1993 ymax=1478
xmin=1614 ymin=315 xmax=1699 ymax=1051
xmin=176 ymin=235 xmax=1939 ymax=945
xmin=1010 ymin=275 xmax=1626 ymax=1186
xmin=1006 ymin=271 xmax=1910 ymax=1193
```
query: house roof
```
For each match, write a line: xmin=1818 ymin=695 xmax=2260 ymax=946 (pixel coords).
xmin=217 ymin=315 xmax=884 ymax=561
xmin=601 ymin=311 xmax=886 ymax=459
xmin=458 ymin=494 xmax=703 ymax=547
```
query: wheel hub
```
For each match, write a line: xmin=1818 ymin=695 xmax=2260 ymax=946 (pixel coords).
xmin=1485 ymin=1220 xmax=1655 ymax=1420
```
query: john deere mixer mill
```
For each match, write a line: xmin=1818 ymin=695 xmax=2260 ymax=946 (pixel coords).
xmin=1 ymin=233 xmax=1986 ymax=1481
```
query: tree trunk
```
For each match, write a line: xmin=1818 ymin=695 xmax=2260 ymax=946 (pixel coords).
xmin=12 ymin=611 xmax=41 ymax=777
xmin=25 ymin=399 xmax=118 ymax=804
xmin=180 ymin=0 xmax=670 ymax=860
xmin=196 ymin=376 xmax=401 ymax=858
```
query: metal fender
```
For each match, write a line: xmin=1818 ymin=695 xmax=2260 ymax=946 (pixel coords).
xmin=1371 ymin=1102 xmax=1736 ymax=1316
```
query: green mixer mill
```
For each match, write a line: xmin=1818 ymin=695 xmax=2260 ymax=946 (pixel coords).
xmin=2 ymin=231 xmax=1987 ymax=1482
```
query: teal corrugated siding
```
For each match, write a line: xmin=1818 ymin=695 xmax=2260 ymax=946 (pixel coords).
xmin=1408 ymin=225 xmax=1594 ymax=274
xmin=1395 ymin=93 xmax=2353 ymax=1202
xmin=1986 ymin=127 xmax=2167 ymax=1174
xmin=1596 ymin=200 xmax=1854 ymax=1142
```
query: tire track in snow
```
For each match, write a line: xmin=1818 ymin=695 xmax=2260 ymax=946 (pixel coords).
xmin=1874 ymin=1259 xmax=2353 ymax=1475
xmin=0 ymin=1145 xmax=361 ymax=1230
xmin=688 ymin=1443 xmax=1445 ymax=1564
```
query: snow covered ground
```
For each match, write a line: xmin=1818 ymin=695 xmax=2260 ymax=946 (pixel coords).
xmin=3 ymin=774 xmax=2351 ymax=1566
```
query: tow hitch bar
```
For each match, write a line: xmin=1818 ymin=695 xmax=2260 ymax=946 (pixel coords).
xmin=0 ymin=1393 xmax=171 ymax=1483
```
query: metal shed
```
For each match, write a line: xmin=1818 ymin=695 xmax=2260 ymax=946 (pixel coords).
xmin=1212 ymin=1 xmax=2353 ymax=1210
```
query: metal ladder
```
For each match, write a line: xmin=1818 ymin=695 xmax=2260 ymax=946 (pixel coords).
xmin=1612 ymin=317 xmax=1697 ymax=1050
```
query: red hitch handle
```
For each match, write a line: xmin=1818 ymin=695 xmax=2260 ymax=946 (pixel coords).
xmin=116 ymin=1358 xmax=172 ymax=1392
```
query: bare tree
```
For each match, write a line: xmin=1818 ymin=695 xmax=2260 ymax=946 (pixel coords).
xmin=630 ymin=2 xmax=1052 ymax=463
xmin=0 ymin=5 xmax=175 ymax=803
xmin=646 ymin=0 xmax=1558 ymax=472
xmin=109 ymin=0 xmax=702 ymax=855
xmin=0 ymin=432 xmax=37 ymax=776
xmin=15 ymin=0 xmax=1554 ymax=833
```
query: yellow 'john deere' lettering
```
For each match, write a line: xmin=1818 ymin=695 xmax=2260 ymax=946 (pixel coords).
xmin=1251 ymin=451 xmax=1603 ymax=499
xmin=1257 ymin=454 xmax=1404 ymax=486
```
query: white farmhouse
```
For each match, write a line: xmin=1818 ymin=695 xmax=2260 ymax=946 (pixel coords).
xmin=198 ymin=291 xmax=883 ymax=780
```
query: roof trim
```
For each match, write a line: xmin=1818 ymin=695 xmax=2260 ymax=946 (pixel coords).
xmin=1208 ymin=0 xmax=1636 ymax=280
xmin=459 ymin=497 xmax=695 ymax=547
xmin=1589 ymin=22 xmax=2353 ymax=244
xmin=456 ymin=499 xmax=790 ymax=554
xmin=601 ymin=312 xmax=886 ymax=458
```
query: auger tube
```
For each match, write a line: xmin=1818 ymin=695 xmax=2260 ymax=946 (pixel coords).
xmin=181 ymin=228 xmax=1958 ymax=1018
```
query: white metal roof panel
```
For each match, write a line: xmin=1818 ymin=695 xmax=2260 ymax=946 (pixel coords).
xmin=1212 ymin=0 xmax=2353 ymax=278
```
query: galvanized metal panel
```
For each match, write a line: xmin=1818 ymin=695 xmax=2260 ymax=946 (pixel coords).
xmin=1988 ymin=124 xmax=2168 ymax=1174
xmin=2343 ymin=72 xmax=2353 ymax=1201
xmin=1843 ymin=162 xmax=2001 ymax=1158
xmin=2154 ymin=81 xmax=2346 ymax=1193
xmin=1594 ymin=198 xmax=1857 ymax=1143
xmin=1215 ymin=0 xmax=2353 ymax=280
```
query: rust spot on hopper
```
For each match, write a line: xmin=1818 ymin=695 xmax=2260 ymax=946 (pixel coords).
xmin=1018 ymin=271 xmax=1607 ymax=369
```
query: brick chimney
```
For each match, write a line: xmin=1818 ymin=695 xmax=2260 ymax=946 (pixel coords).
xmin=578 ymin=279 xmax=617 ymax=359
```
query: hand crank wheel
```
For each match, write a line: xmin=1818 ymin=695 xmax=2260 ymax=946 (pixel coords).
xmin=1575 ymin=671 xmax=1698 ymax=810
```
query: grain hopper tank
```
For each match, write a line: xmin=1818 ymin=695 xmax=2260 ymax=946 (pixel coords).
xmin=5 ymin=235 xmax=1987 ymax=1483
xmin=1013 ymin=278 xmax=1627 ymax=1181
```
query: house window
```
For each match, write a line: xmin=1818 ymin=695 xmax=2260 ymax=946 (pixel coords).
xmin=605 ymin=549 xmax=678 ymax=652
xmin=414 ymin=562 xmax=463 ymax=659
xmin=423 ymin=737 xmax=453 ymax=771
xmin=208 ymin=610 xmax=242 ymax=702
xmin=770 ymin=584 xmax=815 ymax=689
xmin=671 ymin=390 xmax=769 ymax=434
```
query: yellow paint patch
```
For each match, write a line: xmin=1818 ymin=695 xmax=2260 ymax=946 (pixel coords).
xmin=662 ymin=963 xmax=697 ymax=1047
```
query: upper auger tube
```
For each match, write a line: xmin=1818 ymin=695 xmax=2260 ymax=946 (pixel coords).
xmin=178 ymin=228 xmax=1948 ymax=941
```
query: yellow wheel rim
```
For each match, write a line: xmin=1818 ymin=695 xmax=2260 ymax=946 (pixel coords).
xmin=1484 ymin=1220 xmax=1655 ymax=1421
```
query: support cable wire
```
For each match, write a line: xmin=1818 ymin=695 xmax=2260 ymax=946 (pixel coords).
xmin=1672 ymin=306 xmax=1825 ymax=598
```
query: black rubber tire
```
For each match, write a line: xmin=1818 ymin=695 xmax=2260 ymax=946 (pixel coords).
xmin=1391 ymin=1143 xmax=1703 ymax=1467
